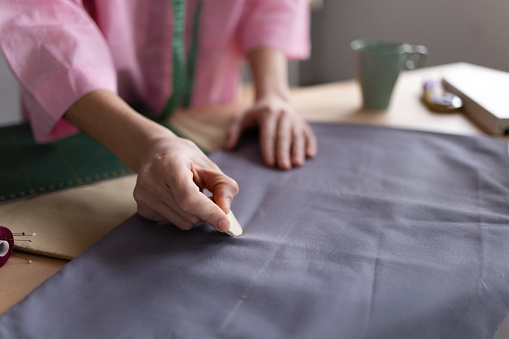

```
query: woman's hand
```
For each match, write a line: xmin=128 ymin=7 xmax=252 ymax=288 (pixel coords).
xmin=225 ymin=48 xmax=317 ymax=169
xmin=134 ymin=135 xmax=239 ymax=231
xmin=64 ymin=89 xmax=238 ymax=232
xmin=225 ymin=94 xmax=317 ymax=169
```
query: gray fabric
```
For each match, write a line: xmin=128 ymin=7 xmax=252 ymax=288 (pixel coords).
xmin=1 ymin=123 xmax=509 ymax=339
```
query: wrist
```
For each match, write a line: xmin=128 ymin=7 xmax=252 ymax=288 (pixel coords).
xmin=255 ymin=87 xmax=290 ymax=103
xmin=248 ymin=48 xmax=290 ymax=102
xmin=64 ymin=89 xmax=179 ymax=173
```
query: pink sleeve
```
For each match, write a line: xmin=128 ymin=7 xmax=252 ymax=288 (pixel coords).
xmin=0 ymin=0 xmax=117 ymax=142
xmin=240 ymin=0 xmax=310 ymax=59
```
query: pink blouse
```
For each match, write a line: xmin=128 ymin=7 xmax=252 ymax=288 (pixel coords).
xmin=0 ymin=0 xmax=309 ymax=142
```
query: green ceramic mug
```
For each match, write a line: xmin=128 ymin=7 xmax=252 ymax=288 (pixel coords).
xmin=351 ymin=39 xmax=428 ymax=110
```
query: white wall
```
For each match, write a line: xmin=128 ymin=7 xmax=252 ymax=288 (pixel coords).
xmin=300 ymin=0 xmax=509 ymax=84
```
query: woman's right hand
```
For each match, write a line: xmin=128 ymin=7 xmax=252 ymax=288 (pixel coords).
xmin=133 ymin=134 xmax=239 ymax=232
xmin=64 ymin=89 xmax=238 ymax=233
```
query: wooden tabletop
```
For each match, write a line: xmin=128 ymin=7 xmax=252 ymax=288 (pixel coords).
xmin=1 ymin=63 xmax=508 ymax=337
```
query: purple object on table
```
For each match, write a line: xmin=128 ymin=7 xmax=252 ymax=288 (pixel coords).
xmin=423 ymin=79 xmax=463 ymax=111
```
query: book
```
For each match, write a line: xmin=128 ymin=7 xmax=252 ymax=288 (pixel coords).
xmin=442 ymin=63 xmax=509 ymax=136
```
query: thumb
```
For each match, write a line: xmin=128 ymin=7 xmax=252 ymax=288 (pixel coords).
xmin=197 ymin=168 xmax=239 ymax=231
xmin=201 ymin=196 xmax=231 ymax=233
xmin=209 ymin=173 xmax=239 ymax=215
xmin=225 ymin=112 xmax=258 ymax=150
xmin=224 ymin=116 xmax=243 ymax=150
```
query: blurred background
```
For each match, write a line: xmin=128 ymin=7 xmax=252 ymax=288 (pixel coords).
xmin=299 ymin=0 xmax=509 ymax=85
xmin=2 ymin=0 xmax=509 ymax=125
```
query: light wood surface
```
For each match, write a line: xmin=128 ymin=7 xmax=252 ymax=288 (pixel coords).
xmin=1 ymin=63 xmax=508 ymax=337
xmin=0 ymin=253 xmax=67 ymax=314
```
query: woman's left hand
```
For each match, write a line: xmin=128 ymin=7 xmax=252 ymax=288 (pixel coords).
xmin=225 ymin=94 xmax=317 ymax=170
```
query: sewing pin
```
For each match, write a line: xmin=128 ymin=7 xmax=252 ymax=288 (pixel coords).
xmin=11 ymin=251 xmax=32 ymax=264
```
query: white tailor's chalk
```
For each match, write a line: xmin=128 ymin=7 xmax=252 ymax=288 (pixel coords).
xmin=225 ymin=209 xmax=243 ymax=237
xmin=209 ymin=196 xmax=243 ymax=237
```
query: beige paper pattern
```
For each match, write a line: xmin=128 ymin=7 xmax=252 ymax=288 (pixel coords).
xmin=0 ymin=176 xmax=137 ymax=259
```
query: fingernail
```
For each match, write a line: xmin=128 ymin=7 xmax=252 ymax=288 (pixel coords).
xmin=295 ymin=153 xmax=304 ymax=166
xmin=218 ymin=219 xmax=230 ymax=232
xmin=281 ymin=157 xmax=291 ymax=169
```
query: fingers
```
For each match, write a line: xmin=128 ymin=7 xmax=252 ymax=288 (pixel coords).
xmin=136 ymin=170 xmax=234 ymax=233
xmin=225 ymin=99 xmax=318 ymax=170
xmin=134 ymin=169 xmax=202 ymax=230
xmin=210 ymin=174 xmax=239 ymax=215
xmin=137 ymin=203 xmax=195 ymax=230
xmin=191 ymin=161 xmax=239 ymax=215
xmin=224 ymin=116 xmax=243 ymax=151
xmin=259 ymin=109 xmax=278 ymax=168
xmin=133 ymin=137 xmax=239 ymax=233
xmin=171 ymin=165 xmax=238 ymax=233
xmin=178 ymin=189 xmax=231 ymax=233
xmin=304 ymin=123 xmax=318 ymax=159
xmin=263 ymin=111 xmax=317 ymax=170
xmin=291 ymin=125 xmax=305 ymax=167
xmin=275 ymin=112 xmax=292 ymax=169
xmin=225 ymin=113 xmax=257 ymax=151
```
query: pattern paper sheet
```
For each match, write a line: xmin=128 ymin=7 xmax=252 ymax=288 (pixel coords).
xmin=1 ymin=123 xmax=509 ymax=339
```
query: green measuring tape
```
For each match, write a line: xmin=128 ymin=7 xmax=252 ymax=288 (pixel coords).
xmin=0 ymin=2 xmax=205 ymax=204
xmin=157 ymin=0 xmax=203 ymax=121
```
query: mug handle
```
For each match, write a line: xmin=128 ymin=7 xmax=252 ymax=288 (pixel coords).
xmin=403 ymin=44 xmax=428 ymax=70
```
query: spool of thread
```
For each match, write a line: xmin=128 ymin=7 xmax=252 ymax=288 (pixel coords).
xmin=0 ymin=226 xmax=14 ymax=267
